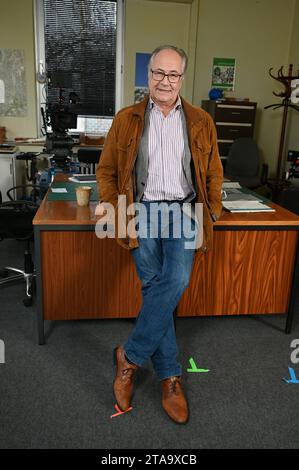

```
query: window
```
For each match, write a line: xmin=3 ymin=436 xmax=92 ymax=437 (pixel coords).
xmin=34 ymin=0 xmax=123 ymax=136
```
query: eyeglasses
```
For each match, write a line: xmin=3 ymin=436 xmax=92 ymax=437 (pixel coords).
xmin=150 ymin=69 xmax=183 ymax=84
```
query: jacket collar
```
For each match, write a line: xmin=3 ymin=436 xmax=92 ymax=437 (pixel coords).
xmin=132 ymin=95 xmax=204 ymax=128
xmin=180 ymin=96 xmax=204 ymax=126
xmin=132 ymin=96 xmax=150 ymax=118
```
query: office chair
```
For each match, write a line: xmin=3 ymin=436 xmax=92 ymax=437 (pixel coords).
xmin=77 ymin=148 xmax=101 ymax=174
xmin=6 ymin=184 xmax=42 ymax=204
xmin=0 ymin=188 xmax=39 ymax=307
xmin=277 ymin=185 xmax=299 ymax=215
xmin=225 ymin=137 xmax=268 ymax=189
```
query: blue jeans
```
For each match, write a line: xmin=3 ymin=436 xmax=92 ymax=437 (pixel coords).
xmin=123 ymin=200 xmax=197 ymax=381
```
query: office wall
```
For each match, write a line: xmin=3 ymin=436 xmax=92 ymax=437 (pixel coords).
xmin=193 ymin=0 xmax=297 ymax=176
xmin=0 ymin=0 xmax=297 ymax=175
xmin=0 ymin=0 xmax=37 ymax=140
xmin=123 ymin=0 xmax=194 ymax=106
xmin=287 ymin=0 xmax=299 ymax=153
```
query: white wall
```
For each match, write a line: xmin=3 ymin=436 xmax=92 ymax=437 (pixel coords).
xmin=193 ymin=0 xmax=297 ymax=176
xmin=124 ymin=0 xmax=194 ymax=106
xmin=0 ymin=0 xmax=298 ymax=176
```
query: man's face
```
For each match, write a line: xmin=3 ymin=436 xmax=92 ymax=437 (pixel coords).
xmin=148 ymin=49 xmax=184 ymax=108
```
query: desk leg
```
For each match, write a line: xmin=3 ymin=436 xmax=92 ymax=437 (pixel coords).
xmin=34 ymin=226 xmax=45 ymax=345
xmin=285 ymin=234 xmax=299 ymax=334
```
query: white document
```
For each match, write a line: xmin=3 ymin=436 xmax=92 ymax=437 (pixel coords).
xmin=222 ymin=182 xmax=242 ymax=189
xmin=51 ymin=187 xmax=68 ymax=193
xmin=69 ymin=175 xmax=96 ymax=183
xmin=223 ymin=200 xmax=275 ymax=212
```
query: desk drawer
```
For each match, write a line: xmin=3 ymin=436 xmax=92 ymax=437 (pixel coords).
xmin=216 ymin=123 xmax=254 ymax=140
xmin=214 ymin=104 xmax=256 ymax=123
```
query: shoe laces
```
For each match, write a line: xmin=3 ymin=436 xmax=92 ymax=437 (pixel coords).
xmin=169 ymin=377 xmax=180 ymax=395
xmin=121 ymin=368 xmax=135 ymax=379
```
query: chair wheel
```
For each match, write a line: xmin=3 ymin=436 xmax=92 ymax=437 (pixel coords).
xmin=0 ymin=269 xmax=9 ymax=278
xmin=23 ymin=297 xmax=33 ymax=307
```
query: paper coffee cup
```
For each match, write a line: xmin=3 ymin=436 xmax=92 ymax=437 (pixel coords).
xmin=75 ymin=186 xmax=92 ymax=206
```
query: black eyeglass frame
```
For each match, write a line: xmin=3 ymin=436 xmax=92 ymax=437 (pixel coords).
xmin=150 ymin=69 xmax=184 ymax=83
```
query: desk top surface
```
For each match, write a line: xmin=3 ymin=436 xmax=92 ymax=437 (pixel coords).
xmin=33 ymin=175 xmax=299 ymax=228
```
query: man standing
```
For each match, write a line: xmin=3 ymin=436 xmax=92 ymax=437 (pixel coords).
xmin=96 ymin=45 xmax=223 ymax=424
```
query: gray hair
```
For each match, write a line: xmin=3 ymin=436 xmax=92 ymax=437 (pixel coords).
xmin=148 ymin=45 xmax=188 ymax=74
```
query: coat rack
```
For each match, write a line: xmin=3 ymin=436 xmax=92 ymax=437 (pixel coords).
xmin=264 ymin=64 xmax=299 ymax=186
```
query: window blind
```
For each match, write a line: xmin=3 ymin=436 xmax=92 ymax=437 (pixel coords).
xmin=44 ymin=0 xmax=117 ymax=117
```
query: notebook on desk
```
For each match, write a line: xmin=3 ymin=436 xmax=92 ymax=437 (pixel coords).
xmin=222 ymin=200 xmax=275 ymax=213
xmin=224 ymin=188 xmax=263 ymax=202
xmin=69 ymin=174 xmax=97 ymax=183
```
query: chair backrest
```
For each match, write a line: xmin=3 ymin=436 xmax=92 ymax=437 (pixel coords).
xmin=225 ymin=137 xmax=259 ymax=177
xmin=277 ymin=187 xmax=299 ymax=215
xmin=77 ymin=148 xmax=101 ymax=174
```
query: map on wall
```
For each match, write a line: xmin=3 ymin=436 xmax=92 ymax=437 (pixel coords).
xmin=0 ymin=49 xmax=27 ymax=117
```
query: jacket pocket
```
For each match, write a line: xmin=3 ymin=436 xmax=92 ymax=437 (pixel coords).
xmin=193 ymin=144 xmax=214 ymax=215
xmin=117 ymin=137 xmax=135 ymax=191
xmin=117 ymin=136 xmax=133 ymax=152
xmin=194 ymin=143 xmax=211 ymax=174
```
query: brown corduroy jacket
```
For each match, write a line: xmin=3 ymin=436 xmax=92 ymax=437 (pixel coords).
xmin=96 ymin=96 xmax=223 ymax=252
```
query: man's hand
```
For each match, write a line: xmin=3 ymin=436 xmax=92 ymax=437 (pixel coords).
xmin=95 ymin=203 xmax=107 ymax=216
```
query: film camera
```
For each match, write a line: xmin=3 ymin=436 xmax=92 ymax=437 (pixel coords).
xmin=43 ymin=84 xmax=80 ymax=169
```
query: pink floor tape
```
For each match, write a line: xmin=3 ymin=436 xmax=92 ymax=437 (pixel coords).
xmin=110 ymin=403 xmax=133 ymax=419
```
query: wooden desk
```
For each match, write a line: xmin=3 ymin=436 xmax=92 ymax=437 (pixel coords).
xmin=33 ymin=178 xmax=299 ymax=344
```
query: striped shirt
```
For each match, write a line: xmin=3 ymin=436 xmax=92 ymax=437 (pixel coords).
xmin=142 ymin=97 xmax=193 ymax=201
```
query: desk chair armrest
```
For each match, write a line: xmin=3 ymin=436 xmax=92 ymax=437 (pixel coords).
xmin=6 ymin=185 xmax=41 ymax=202
xmin=0 ymin=200 xmax=39 ymax=210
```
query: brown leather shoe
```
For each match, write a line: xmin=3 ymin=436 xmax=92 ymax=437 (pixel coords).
xmin=113 ymin=346 xmax=138 ymax=411
xmin=162 ymin=376 xmax=189 ymax=424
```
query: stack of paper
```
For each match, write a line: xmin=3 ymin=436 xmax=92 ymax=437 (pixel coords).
xmin=222 ymin=181 xmax=242 ymax=189
xmin=221 ymin=181 xmax=275 ymax=213
xmin=224 ymin=188 xmax=263 ymax=202
xmin=222 ymin=200 xmax=275 ymax=213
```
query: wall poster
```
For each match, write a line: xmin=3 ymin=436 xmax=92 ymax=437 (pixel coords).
xmin=212 ymin=57 xmax=236 ymax=91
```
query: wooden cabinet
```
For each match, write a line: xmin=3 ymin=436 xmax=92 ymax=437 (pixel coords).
xmin=201 ymin=100 xmax=257 ymax=164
